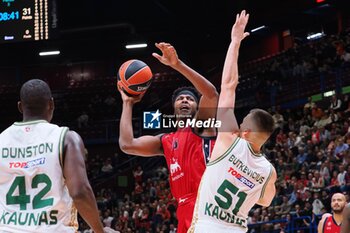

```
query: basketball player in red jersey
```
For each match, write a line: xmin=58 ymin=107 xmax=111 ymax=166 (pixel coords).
xmin=118 ymin=42 xmax=218 ymax=233
xmin=318 ymin=193 xmax=347 ymax=233
xmin=341 ymin=203 xmax=350 ymax=233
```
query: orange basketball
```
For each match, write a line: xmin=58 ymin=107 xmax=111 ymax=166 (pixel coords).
xmin=117 ymin=59 xmax=153 ymax=96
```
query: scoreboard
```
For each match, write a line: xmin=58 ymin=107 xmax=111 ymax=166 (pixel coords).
xmin=0 ymin=0 xmax=57 ymax=42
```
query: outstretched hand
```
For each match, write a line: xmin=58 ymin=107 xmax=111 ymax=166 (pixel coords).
xmin=152 ymin=42 xmax=180 ymax=67
xmin=231 ymin=10 xmax=250 ymax=43
xmin=117 ymin=83 xmax=144 ymax=104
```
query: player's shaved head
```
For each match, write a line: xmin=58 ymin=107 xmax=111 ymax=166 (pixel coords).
xmin=249 ymin=109 xmax=275 ymax=135
xmin=19 ymin=79 xmax=53 ymax=116
xmin=331 ymin=193 xmax=346 ymax=214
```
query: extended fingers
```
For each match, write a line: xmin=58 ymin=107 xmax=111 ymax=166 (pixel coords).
xmin=236 ymin=11 xmax=249 ymax=28
xmin=152 ymin=52 xmax=162 ymax=60
xmin=155 ymin=42 xmax=171 ymax=47
xmin=235 ymin=10 xmax=249 ymax=25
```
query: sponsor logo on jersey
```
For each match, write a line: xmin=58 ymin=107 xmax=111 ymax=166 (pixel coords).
xmin=228 ymin=167 xmax=255 ymax=189
xmin=9 ymin=158 xmax=46 ymax=169
xmin=170 ymin=158 xmax=181 ymax=174
xmin=228 ymin=154 xmax=266 ymax=184
xmin=169 ymin=158 xmax=184 ymax=181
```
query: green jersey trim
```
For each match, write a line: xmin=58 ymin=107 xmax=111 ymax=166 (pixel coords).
xmin=14 ymin=120 xmax=48 ymax=126
xmin=259 ymin=164 xmax=273 ymax=199
xmin=207 ymin=137 xmax=240 ymax=166
xmin=247 ymin=142 xmax=263 ymax=157
xmin=59 ymin=127 xmax=69 ymax=170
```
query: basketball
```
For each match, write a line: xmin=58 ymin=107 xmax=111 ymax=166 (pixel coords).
xmin=117 ymin=59 xmax=153 ymax=96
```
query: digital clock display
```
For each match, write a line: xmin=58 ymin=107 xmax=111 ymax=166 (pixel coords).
xmin=0 ymin=0 xmax=57 ymax=42
xmin=0 ymin=11 xmax=20 ymax=21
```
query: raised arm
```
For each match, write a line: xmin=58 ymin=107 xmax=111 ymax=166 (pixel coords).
xmin=63 ymin=131 xmax=104 ymax=233
xmin=152 ymin=42 xmax=218 ymax=121
xmin=216 ymin=11 xmax=249 ymax=144
xmin=118 ymin=86 xmax=163 ymax=156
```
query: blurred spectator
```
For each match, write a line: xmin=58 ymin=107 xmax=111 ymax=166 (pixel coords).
xmin=101 ymin=158 xmax=114 ymax=174
xmin=314 ymin=113 xmax=332 ymax=128
xmin=276 ymin=196 xmax=291 ymax=216
xmin=340 ymin=48 xmax=350 ymax=63
xmin=103 ymin=210 xmax=114 ymax=228
xmin=169 ymin=223 xmax=177 ymax=233
xmin=296 ymin=147 xmax=308 ymax=166
xmin=133 ymin=166 xmax=144 ymax=184
xmin=330 ymin=95 xmax=342 ymax=111
xmin=132 ymin=204 xmax=142 ymax=228
xmin=343 ymin=165 xmax=350 ymax=192
xmin=77 ymin=111 xmax=89 ymax=128
xmin=273 ymin=110 xmax=285 ymax=129
xmin=337 ymin=165 xmax=347 ymax=191
xmin=304 ymin=97 xmax=315 ymax=114
xmin=334 ymin=137 xmax=349 ymax=157
xmin=312 ymin=104 xmax=324 ymax=121
xmin=312 ymin=192 xmax=324 ymax=215
xmin=261 ymin=216 xmax=273 ymax=232
xmin=320 ymin=126 xmax=331 ymax=143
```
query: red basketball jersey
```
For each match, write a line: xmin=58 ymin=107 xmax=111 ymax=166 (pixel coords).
xmin=323 ymin=216 xmax=341 ymax=233
xmin=161 ymin=127 xmax=216 ymax=200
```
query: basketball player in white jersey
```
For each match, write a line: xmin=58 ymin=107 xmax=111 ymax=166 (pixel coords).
xmin=188 ymin=11 xmax=277 ymax=233
xmin=0 ymin=79 xmax=115 ymax=233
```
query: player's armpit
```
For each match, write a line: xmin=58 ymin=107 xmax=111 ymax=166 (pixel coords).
xmin=257 ymin=166 xmax=277 ymax=207
xmin=119 ymin=134 xmax=163 ymax=156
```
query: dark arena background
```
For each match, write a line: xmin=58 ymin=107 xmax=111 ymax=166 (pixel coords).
xmin=1 ymin=0 xmax=350 ymax=232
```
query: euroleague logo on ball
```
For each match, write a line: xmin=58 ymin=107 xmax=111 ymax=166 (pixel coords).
xmin=117 ymin=59 xmax=153 ymax=96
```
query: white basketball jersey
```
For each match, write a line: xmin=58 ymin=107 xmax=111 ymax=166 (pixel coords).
xmin=190 ymin=137 xmax=273 ymax=232
xmin=0 ymin=120 xmax=78 ymax=233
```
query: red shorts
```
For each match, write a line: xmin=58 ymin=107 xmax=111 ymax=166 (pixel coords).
xmin=176 ymin=193 xmax=196 ymax=233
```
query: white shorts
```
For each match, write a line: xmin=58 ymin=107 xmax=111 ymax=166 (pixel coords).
xmin=189 ymin=222 xmax=247 ymax=233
